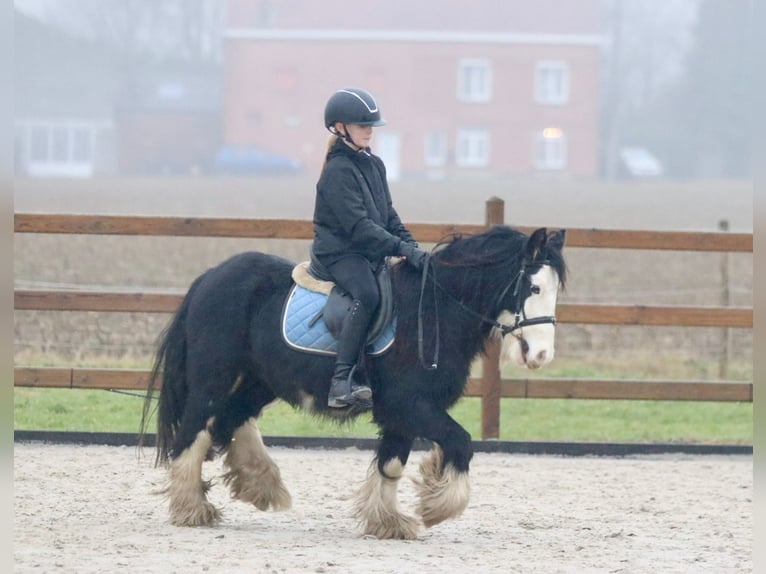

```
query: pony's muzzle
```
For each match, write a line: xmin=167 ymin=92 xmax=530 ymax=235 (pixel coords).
xmin=528 ymin=349 xmax=547 ymax=369
xmin=520 ymin=338 xmax=552 ymax=369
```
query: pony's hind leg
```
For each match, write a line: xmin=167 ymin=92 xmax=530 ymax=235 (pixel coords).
xmin=222 ymin=417 xmax=292 ymax=511
xmin=166 ymin=426 xmax=222 ymax=527
xmin=353 ymin=430 xmax=421 ymax=540
xmin=213 ymin=375 xmax=292 ymax=512
xmin=164 ymin=368 xmax=242 ymax=526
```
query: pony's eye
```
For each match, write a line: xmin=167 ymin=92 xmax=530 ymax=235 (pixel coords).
xmin=530 ymin=285 xmax=541 ymax=295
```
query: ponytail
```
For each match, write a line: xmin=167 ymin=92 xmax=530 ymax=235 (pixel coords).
xmin=321 ymin=134 xmax=339 ymax=173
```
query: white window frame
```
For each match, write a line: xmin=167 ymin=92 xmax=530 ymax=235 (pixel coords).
xmin=457 ymin=58 xmax=492 ymax=103
xmin=16 ymin=119 xmax=101 ymax=177
xmin=534 ymin=128 xmax=567 ymax=170
xmin=456 ymin=128 xmax=490 ymax=168
xmin=424 ymin=131 xmax=448 ymax=167
xmin=534 ymin=60 xmax=570 ymax=105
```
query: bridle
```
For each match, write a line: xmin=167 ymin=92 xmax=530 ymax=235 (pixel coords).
xmin=417 ymin=255 xmax=557 ymax=370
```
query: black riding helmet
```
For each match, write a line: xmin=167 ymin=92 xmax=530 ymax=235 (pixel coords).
xmin=324 ymin=88 xmax=387 ymax=131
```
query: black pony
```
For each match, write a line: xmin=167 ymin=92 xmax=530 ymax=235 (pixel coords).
xmin=141 ymin=225 xmax=566 ymax=539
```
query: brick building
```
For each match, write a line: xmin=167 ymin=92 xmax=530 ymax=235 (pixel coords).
xmin=222 ymin=0 xmax=604 ymax=180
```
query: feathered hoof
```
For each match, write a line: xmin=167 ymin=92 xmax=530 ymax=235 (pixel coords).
xmin=359 ymin=512 xmax=422 ymax=540
xmin=414 ymin=447 xmax=471 ymax=528
xmin=222 ymin=469 xmax=292 ymax=511
xmin=352 ymin=457 xmax=422 ymax=540
xmin=169 ymin=498 xmax=222 ymax=527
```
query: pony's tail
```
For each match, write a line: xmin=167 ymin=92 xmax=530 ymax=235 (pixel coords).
xmin=138 ymin=277 xmax=201 ymax=467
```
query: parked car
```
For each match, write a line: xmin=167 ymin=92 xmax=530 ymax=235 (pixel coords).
xmin=618 ymin=147 xmax=664 ymax=179
xmin=214 ymin=145 xmax=303 ymax=176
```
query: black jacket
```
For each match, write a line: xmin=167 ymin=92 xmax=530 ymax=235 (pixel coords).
xmin=312 ymin=138 xmax=415 ymax=265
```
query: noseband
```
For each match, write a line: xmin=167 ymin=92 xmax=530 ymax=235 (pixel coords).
xmin=417 ymin=256 xmax=557 ymax=369
xmin=493 ymin=260 xmax=558 ymax=336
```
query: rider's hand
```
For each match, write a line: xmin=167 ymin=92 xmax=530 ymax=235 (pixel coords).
xmin=398 ymin=242 xmax=428 ymax=271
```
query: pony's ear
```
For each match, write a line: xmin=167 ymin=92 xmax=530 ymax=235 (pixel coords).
xmin=547 ymin=229 xmax=566 ymax=251
xmin=525 ymin=227 xmax=548 ymax=261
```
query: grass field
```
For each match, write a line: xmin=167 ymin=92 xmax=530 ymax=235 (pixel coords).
xmin=13 ymin=388 xmax=752 ymax=444
xmin=13 ymin=354 xmax=752 ymax=444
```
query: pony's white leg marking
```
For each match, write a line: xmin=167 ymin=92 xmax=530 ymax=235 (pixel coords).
xmin=166 ymin=427 xmax=222 ymax=527
xmin=414 ymin=445 xmax=471 ymax=528
xmin=222 ymin=418 xmax=292 ymax=511
xmin=353 ymin=458 xmax=421 ymax=540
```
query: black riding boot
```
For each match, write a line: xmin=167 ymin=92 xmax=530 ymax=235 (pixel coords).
xmin=328 ymin=300 xmax=373 ymax=409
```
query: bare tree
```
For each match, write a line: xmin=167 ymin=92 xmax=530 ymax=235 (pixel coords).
xmin=600 ymin=0 xmax=699 ymax=178
xmin=15 ymin=0 xmax=224 ymax=62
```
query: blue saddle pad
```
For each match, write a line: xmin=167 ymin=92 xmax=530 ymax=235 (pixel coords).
xmin=281 ymin=284 xmax=395 ymax=356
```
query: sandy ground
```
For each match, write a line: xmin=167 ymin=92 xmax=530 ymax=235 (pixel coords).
xmin=14 ymin=442 xmax=751 ymax=574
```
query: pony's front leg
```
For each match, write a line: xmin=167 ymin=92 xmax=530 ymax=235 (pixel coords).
xmin=413 ymin=412 xmax=473 ymax=528
xmin=415 ymin=442 xmax=472 ymax=527
xmin=353 ymin=431 xmax=421 ymax=540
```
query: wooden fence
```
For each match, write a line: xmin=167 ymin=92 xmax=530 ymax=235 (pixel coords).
xmin=14 ymin=198 xmax=753 ymax=439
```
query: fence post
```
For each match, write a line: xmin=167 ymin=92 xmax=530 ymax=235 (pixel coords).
xmin=481 ymin=197 xmax=505 ymax=439
xmin=718 ymin=219 xmax=731 ymax=379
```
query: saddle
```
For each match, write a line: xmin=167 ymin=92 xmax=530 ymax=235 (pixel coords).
xmin=306 ymin=252 xmax=394 ymax=342
xmin=282 ymin=255 xmax=396 ymax=356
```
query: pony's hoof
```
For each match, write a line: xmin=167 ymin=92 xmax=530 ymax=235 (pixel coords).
xmin=360 ymin=513 xmax=422 ymax=540
xmin=170 ymin=500 xmax=222 ymax=527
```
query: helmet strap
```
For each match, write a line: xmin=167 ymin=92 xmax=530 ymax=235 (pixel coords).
xmin=330 ymin=123 xmax=370 ymax=155
xmin=339 ymin=123 xmax=361 ymax=149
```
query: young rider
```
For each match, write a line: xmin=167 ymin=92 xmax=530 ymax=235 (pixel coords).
xmin=311 ymin=87 xmax=427 ymax=408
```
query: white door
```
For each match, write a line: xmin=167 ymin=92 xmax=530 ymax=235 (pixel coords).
xmin=375 ymin=132 xmax=401 ymax=181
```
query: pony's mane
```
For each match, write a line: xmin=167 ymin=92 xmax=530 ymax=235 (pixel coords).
xmin=432 ymin=226 xmax=526 ymax=268
xmin=431 ymin=226 xmax=566 ymax=288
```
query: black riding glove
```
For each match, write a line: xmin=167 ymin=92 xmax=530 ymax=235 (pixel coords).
xmin=398 ymin=242 xmax=428 ymax=270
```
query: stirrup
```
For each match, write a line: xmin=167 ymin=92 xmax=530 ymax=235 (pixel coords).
xmin=328 ymin=386 xmax=372 ymax=409
xmin=328 ymin=365 xmax=372 ymax=409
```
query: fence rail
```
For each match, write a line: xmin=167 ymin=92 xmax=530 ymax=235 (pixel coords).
xmin=14 ymin=212 xmax=754 ymax=251
xmin=14 ymin=201 xmax=753 ymax=439
xmin=13 ymin=289 xmax=753 ymax=328
xmin=14 ymin=366 xmax=751 ymax=402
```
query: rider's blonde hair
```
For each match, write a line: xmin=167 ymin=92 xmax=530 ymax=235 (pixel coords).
xmin=321 ymin=133 xmax=339 ymax=173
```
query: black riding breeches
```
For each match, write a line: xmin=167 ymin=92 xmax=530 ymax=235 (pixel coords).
xmin=325 ymin=254 xmax=380 ymax=314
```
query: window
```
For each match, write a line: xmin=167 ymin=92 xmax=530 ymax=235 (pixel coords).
xmin=457 ymin=59 xmax=492 ymax=103
xmin=51 ymin=126 xmax=69 ymax=162
xmin=534 ymin=127 xmax=567 ymax=170
xmin=72 ymin=128 xmax=91 ymax=162
xmin=456 ymin=129 xmax=490 ymax=167
xmin=424 ymin=131 xmax=447 ymax=167
xmin=29 ymin=126 xmax=49 ymax=162
xmin=17 ymin=121 xmax=99 ymax=177
xmin=535 ymin=61 xmax=570 ymax=105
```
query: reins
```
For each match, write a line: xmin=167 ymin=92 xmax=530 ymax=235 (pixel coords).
xmin=416 ymin=256 xmax=557 ymax=370
xmin=417 ymin=255 xmax=439 ymax=370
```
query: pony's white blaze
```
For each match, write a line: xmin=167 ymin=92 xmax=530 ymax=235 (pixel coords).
xmin=497 ymin=265 xmax=560 ymax=369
